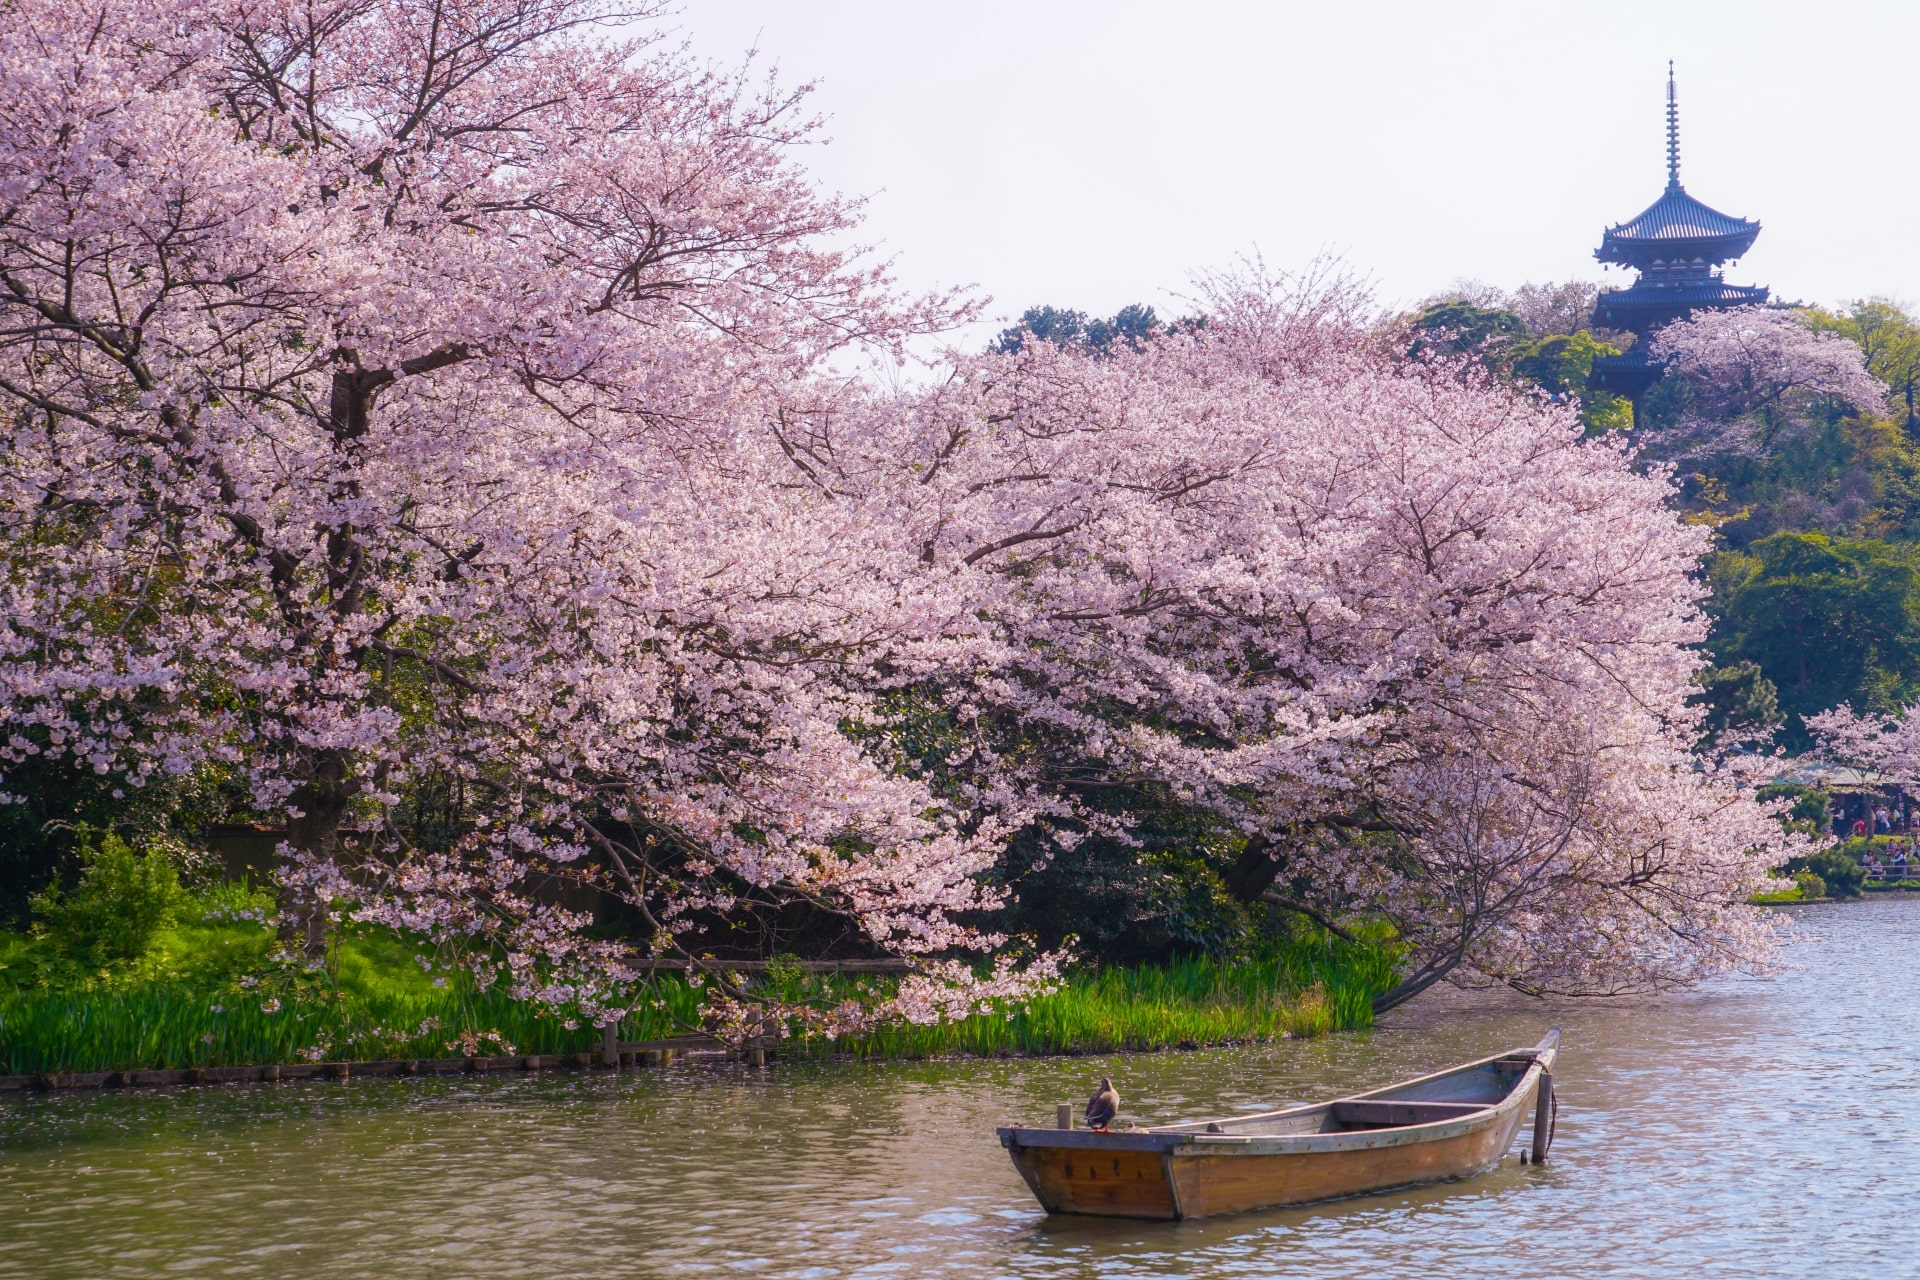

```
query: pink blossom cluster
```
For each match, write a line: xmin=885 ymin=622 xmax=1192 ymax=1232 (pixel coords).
xmin=1809 ymin=705 xmax=1920 ymax=789
xmin=1652 ymin=307 xmax=1886 ymax=415
xmin=0 ymin=0 xmax=1798 ymax=1031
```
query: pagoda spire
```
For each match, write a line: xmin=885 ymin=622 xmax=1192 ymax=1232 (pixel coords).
xmin=1665 ymin=62 xmax=1681 ymax=190
xmin=1587 ymin=67 xmax=1767 ymax=409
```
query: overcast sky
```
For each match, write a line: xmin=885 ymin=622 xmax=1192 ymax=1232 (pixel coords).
xmin=672 ymin=0 xmax=1918 ymax=345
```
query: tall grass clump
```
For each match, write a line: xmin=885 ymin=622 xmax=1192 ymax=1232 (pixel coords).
xmin=799 ymin=934 xmax=1397 ymax=1061
xmin=0 ymin=981 xmax=711 ymax=1075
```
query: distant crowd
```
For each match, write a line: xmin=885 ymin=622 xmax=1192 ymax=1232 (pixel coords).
xmin=1842 ymin=803 xmax=1916 ymax=880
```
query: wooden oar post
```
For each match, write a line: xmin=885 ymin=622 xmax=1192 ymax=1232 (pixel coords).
xmin=1530 ymin=1070 xmax=1553 ymax=1164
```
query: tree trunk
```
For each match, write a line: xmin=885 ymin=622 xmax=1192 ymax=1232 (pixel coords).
xmin=1368 ymin=933 xmax=1474 ymax=1015
xmin=279 ymin=749 xmax=351 ymax=961
xmin=1224 ymin=834 xmax=1288 ymax=903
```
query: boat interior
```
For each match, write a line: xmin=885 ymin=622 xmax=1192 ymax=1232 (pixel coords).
xmin=1146 ymin=1050 xmax=1543 ymax=1138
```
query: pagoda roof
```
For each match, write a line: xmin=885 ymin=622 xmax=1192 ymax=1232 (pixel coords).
xmin=1596 ymin=184 xmax=1760 ymax=265
xmin=1593 ymin=280 xmax=1770 ymax=329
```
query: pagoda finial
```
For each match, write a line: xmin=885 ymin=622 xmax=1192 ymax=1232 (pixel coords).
xmin=1665 ymin=61 xmax=1681 ymax=190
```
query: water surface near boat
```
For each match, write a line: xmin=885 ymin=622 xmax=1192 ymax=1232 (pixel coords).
xmin=2 ymin=899 xmax=1916 ymax=1279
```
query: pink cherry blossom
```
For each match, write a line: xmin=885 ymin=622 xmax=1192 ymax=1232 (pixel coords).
xmin=1810 ymin=704 xmax=1920 ymax=788
xmin=1651 ymin=306 xmax=1887 ymax=418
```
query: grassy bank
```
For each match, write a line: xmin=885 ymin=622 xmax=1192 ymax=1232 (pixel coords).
xmin=817 ymin=939 xmax=1394 ymax=1060
xmin=0 ymin=880 xmax=1397 ymax=1075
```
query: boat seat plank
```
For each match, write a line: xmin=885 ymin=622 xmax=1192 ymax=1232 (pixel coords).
xmin=1328 ymin=1100 xmax=1491 ymax=1128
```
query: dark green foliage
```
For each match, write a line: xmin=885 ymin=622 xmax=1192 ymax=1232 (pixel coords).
xmin=993 ymin=303 xmax=1165 ymax=356
xmin=1690 ymin=661 xmax=1784 ymax=748
xmin=1507 ymin=330 xmax=1602 ymax=397
xmin=1407 ymin=300 xmax=1627 ymax=431
xmin=1407 ymin=301 xmax=1525 ymax=359
xmin=29 ymin=834 xmax=184 ymax=966
xmin=991 ymin=816 xmax=1259 ymax=966
xmin=1505 ymin=330 xmax=1633 ymax=432
xmin=1785 ymin=845 xmax=1867 ymax=899
xmin=1755 ymin=784 xmax=1833 ymax=837
xmin=1706 ymin=533 xmax=1920 ymax=746
xmin=0 ymin=750 xmax=248 ymax=924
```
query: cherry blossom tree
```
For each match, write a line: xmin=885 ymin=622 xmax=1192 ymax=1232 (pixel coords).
xmin=1645 ymin=306 xmax=1885 ymax=461
xmin=820 ymin=270 xmax=1800 ymax=1009
xmin=0 ymin=0 xmax=1047 ymax=1038
xmin=1651 ymin=306 xmax=1886 ymax=418
xmin=1809 ymin=704 xmax=1920 ymax=789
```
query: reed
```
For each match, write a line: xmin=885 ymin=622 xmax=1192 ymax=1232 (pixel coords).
xmin=803 ymin=936 xmax=1396 ymax=1060
xmin=0 ymin=911 xmax=1395 ymax=1073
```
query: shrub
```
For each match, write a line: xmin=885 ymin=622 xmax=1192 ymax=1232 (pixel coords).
xmin=30 ymin=833 xmax=185 ymax=964
xmin=1792 ymin=869 xmax=1826 ymax=901
xmin=1786 ymin=846 xmax=1866 ymax=899
xmin=1756 ymin=783 xmax=1833 ymax=837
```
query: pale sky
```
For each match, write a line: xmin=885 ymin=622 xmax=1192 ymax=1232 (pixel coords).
xmin=672 ymin=0 xmax=1920 ymax=346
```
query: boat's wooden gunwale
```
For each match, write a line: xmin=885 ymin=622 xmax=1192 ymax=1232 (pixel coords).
xmin=1146 ymin=1041 xmax=1549 ymax=1134
xmin=997 ymin=1045 xmax=1553 ymax=1159
xmin=1000 ymin=1099 xmax=1509 ymax=1157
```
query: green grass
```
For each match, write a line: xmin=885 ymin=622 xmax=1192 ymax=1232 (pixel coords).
xmin=0 ymin=884 xmax=1398 ymax=1074
xmin=793 ymin=936 xmax=1397 ymax=1060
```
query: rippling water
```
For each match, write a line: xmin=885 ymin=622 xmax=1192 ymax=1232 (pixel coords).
xmin=2 ymin=899 xmax=1913 ymax=1279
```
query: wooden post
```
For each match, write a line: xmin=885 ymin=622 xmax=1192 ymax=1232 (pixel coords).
xmin=1056 ymin=1103 xmax=1073 ymax=1130
xmin=1530 ymin=1070 xmax=1553 ymax=1164
xmin=602 ymin=1022 xmax=619 ymax=1067
xmin=748 ymin=1045 xmax=766 ymax=1068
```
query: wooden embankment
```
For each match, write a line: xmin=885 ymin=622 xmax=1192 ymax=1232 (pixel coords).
xmin=0 ymin=1034 xmax=749 ymax=1094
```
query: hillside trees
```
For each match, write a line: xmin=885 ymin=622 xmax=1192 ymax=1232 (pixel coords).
xmin=1808 ymin=300 xmax=1920 ymax=433
xmin=1406 ymin=289 xmax=1631 ymax=432
xmin=1706 ymin=534 xmax=1920 ymax=744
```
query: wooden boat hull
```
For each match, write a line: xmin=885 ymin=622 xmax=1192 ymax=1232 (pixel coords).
xmin=1005 ymin=1100 xmax=1526 ymax=1219
xmin=999 ymin=1031 xmax=1557 ymax=1220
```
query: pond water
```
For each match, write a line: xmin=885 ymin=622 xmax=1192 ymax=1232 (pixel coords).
xmin=2 ymin=898 xmax=1915 ymax=1279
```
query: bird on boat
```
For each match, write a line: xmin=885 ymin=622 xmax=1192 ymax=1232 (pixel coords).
xmin=1085 ymin=1077 xmax=1120 ymax=1131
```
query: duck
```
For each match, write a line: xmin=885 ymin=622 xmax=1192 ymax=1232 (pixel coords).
xmin=1085 ymin=1077 xmax=1119 ymax=1131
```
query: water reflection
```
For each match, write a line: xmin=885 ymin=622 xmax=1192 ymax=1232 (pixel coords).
xmin=2 ymin=899 xmax=1914 ymax=1279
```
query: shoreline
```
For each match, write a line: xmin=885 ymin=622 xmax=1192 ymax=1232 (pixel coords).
xmin=0 ymin=1026 xmax=1355 ymax=1096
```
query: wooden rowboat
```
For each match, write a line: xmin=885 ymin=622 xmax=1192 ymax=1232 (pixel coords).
xmin=997 ymin=1029 xmax=1559 ymax=1220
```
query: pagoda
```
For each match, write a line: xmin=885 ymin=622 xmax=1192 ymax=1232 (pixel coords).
xmin=1587 ymin=66 xmax=1767 ymax=405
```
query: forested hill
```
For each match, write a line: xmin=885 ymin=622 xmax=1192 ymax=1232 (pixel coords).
xmin=999 ymin=289 xmax=1920 ymax=753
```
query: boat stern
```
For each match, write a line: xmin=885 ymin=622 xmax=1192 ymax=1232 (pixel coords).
xmin=997 ymin=1128 xmax=1183 ymax=1219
